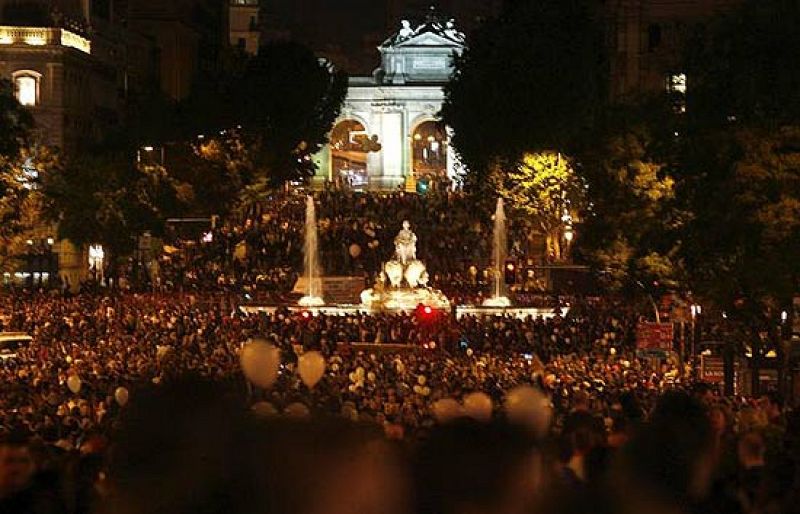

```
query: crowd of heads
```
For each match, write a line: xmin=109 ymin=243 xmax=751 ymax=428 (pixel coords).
xmin=1 ymin=190 xmax=798 ymax=513
xmin=0 ymin=290 xmax=797 ymax=513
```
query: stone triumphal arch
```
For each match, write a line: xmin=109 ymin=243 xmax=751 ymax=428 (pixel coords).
xmin=314 ymin=11 xmax=465 ymax=190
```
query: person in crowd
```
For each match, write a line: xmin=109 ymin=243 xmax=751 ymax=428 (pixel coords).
xmin=0 ymin=433 xmax=65 ymax=514
xmin=414 ymin=420 xmax=542 ymax=514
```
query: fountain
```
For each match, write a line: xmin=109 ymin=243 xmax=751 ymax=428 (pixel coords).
xmin=360 ymin=221 xmax=450 ymax=311
xmin=241 ymin=205 xmax=566 ymax=321
xmin=483 ymin=198 xmax=512 ymax=307
xmin=298 ymin=195 xmax=325 ymax=307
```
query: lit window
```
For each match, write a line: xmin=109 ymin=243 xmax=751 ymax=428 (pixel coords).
xmin=666 ymin=73 xmax=687 ymax=113
xmin=667 ymin=73 xmax=686 ymax=95
xmin=88 ymin=245 xmax=105 ymax=269
xmin=13 ymin=72 xmax=40 ymax=106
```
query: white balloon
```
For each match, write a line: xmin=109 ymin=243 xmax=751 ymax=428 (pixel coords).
xmin=298 ymin=351 xmax=326 ymax=389
xmin=463 ymin=392 xmax=493 ymax=422
xmin=284 ymin=402 xmax=310 ymax=418
xmin=114 ymin=386 xmax=129 ymax=407
xmin=432 ymin=398 xmax=462 ymax=423
xmin=240 ymin=339 xmax=280 ymax=389
xmin=505 ymin=385 xmax=551 ymax=437
xmin=66 ymin=375 xmax=81 ymax=394
xmin=251 ymin=401 xmax=277 ymax=417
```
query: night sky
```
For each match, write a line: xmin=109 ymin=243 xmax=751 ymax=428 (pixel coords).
xmin=260 ymin=0 xmax=501 ymax=73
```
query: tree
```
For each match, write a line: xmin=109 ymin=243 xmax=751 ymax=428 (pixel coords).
xmin=492 ymin=152 xmax=587 ymax=260
xmin=680 ymin=0 xmax=800 ymax=393
xmin=683 ymin=127 xmax=800 ymax=328
xmin=678 ymin=126 xmax=800 ymax=394
xmin=441 ymin=0 xmax=607 ymax=190
xmin=0 ymin=147 xmax=59 ymax=273
xmin=40 ymin=147 xmax=184 ymax=268
xmin=0 ymin=79 xmax=33 ymax=159
xmin=574 ymin=98 xmax=685 ymax=294
xmin=235 ymin=41 xmax=347 ymax=186
xmin=183 ymin=42 xmax=347 ymax=187
xmin=0 ymin=78 xmax=52 ymax=273
xmin=163 ymin=135 xmax=252 ymax=218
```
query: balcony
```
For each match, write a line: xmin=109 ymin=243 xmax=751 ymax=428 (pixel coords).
xmin=0 ymin=26 xmax=91 ymax=54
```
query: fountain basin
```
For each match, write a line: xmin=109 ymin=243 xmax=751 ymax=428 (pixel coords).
xmin=360 ymin=287 xmax=450 ymax=312
xmin=298 ymin=295 xmax=326 ymax=307
xmin=482 ymin=296 xmax=512 ymax=308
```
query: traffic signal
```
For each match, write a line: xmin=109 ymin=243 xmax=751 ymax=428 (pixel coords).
xmin=415 ymin=304 xmax=439 ymax=324
xmin=416 ymin=178 xmax=430 ymax=195
xmin=504 ymin=260 xmax=517 ymax=285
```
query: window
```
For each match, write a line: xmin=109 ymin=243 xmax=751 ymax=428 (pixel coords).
xmin=667 ymin=73 xmax=687 ymax=94
xmin=666 ymin=73 xmax=687 ymax=113
xmin=647 ymin=24 xmax=661 ymax=52
xmin=14 ymin=73 xmax=39 ymax=106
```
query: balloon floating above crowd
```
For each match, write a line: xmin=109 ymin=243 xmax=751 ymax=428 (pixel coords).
xmin=240 ymin=339 xmax=281 ymax=389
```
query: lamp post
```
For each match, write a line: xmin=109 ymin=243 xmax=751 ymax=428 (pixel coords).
xmin=690 ymin=304 xmax=702 ymax=378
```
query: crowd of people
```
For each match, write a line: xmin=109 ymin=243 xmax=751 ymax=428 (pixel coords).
xmin=0 ymin=290 xmax=797 ymax=513
xmin=157 ymin=191 xmax=550 ymax=303
xmin=0 ymin=190 xmax=797 ymax=514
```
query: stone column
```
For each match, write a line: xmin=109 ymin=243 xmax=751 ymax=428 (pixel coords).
xmin=378 ymin=110 xmax=404 ymax=190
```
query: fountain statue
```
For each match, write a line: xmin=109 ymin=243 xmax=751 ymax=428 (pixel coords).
xmin=361 ymin=221 xmax=450 ymax=311
xmin=298 ymin=196 xmax=325 ymax=307
xmin=483 ymin=198 xmax=512 ymax=307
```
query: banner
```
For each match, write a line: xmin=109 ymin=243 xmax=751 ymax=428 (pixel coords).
xmin=636 ymin=322 xmax=674 ymax=350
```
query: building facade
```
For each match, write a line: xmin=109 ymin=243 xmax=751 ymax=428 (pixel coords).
xmin=606 ymin=0 xmax=741 ymax=99
xmin=0 ymin=24 xmax=118 ymax=151
xmin=229 ymin=0 xmax=259 ymax=54
xmin=315 ymin=13 xmax=465 ymax=190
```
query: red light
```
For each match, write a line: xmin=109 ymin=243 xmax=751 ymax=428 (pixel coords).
xmin=423 ymin=306 xmax=433 ymax=315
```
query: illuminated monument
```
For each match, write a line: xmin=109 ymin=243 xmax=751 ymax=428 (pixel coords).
xmin=361 ymin=221 xmax=450 ymax=311
xmin=315 ymin=9 xmax=465 ymax=190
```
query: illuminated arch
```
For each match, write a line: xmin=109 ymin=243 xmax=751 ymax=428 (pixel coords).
xmin=410 ymin=119 xmax=447 ymax=179
xmin=330 ymin=118 xmax=377 ymax=188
